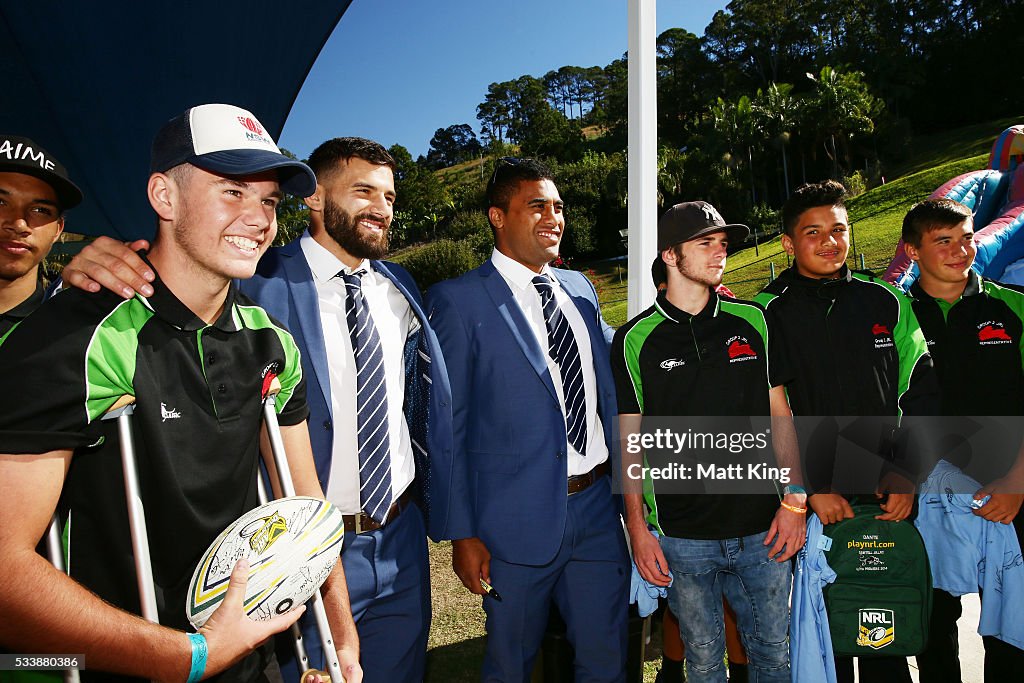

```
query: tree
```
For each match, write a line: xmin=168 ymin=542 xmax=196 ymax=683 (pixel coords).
xmin=656 ymin=28 xmax=714 ymax=145
xmin=477 ymin=81 xmax=513 ymax=143
xmin=272 ymin=148 xmax=308 ymax=246
xmin=753 ymin=82 xmax=799 ymax=198
xmin=388 ymin=144 xmax=448 ymax=245
xmin=804 ymin=66 xmax=881 ymax=178
xmin=424 ymin=124 xmax=482 ymax=170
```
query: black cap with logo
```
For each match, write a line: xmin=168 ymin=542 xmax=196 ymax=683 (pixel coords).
xmin=0 ymin=135 xmax=83 ymax=210
xmin=657 ymin=201 xmax=749 ymax=251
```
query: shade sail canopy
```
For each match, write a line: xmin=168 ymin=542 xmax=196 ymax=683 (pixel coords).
xmin=1 ymin=2 xmax=353 ymax=240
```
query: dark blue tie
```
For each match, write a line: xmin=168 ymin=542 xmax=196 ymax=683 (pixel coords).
xmin=341 ymin=269 xmax=393 ymax=523
xmin=532 ymin=275 xmax=588 ymax=455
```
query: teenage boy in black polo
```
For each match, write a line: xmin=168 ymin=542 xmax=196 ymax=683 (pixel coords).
xmin=0 ymin=135 xmax=82 ymax=338
xmin=0 ymin=105 xmax=361 ymax=683
xmin=614 ymin=201 xmax=806 ymax=683
xmin=755 ymin=180 xmax=937 ymax=683
xmin=902 ymin=198 xmax=1024 ymax=681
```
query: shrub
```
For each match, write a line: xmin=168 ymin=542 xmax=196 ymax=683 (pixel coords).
xmin=444 ymin=210 xmax=491 ymax=241
xmin=392 ymin=239 xmax=485 ymax=291
xmin=842 ymin=171 xmax=868 ymax=198
xmin=746 ymin=203 xmax=782 ymax=238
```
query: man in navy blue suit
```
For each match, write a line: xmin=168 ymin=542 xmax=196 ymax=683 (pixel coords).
xmin=427 ymin=158 xmax=630 ymax=682
xmin=62 ymin=138 xmax=455 ymax=683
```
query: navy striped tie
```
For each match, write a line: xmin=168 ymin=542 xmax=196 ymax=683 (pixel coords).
xmin=341 ymin=269 xmax=392 ymax=523
xmin=532 ymin=275 xmax=588 ymax=455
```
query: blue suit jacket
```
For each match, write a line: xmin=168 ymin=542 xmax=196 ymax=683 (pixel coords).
xmin=240 ymin=238 xmax=457 ymax=541
xmin=425 ymin=259 xmax=618 ymax=566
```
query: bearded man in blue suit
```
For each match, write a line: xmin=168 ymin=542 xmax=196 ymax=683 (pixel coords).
xmin=62 ymin=138 xmax=454 ymax=683
xmin=427 ymin=158 xmax=630 ymax=683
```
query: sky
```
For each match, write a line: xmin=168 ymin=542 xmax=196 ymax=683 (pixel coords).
xmin=279 ymin=0 xmax=729 ymax=160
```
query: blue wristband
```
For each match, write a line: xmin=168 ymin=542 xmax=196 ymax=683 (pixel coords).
xmin=187 ymin=632 xmax=208 ymax=683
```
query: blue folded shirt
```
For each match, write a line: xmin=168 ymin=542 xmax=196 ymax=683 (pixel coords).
xmin=628 ymin=529 xmax=672 ymax=618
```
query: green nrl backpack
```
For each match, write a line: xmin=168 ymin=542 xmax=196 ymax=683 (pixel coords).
xmin=822 ymin=503 xmax=933 ymax=657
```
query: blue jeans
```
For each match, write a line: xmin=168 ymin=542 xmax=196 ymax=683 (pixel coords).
xmin=660 ymin=531 xmax=791 ymax=683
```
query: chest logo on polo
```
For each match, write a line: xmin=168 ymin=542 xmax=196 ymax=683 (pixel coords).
xmin=726 ymin=336 xmax=758 ymax=363
xmin=160 ymin=403 xmax=182 ymax=421
xmin=872 ymin=323 xmax=894 ymax=349
xmin=660 ymin=358 xmax=686 ymax=370
xmin=857 ymin=608 xmax=895 ymax=649
xmin=978 ymin=322 xmax=1012 ymax=345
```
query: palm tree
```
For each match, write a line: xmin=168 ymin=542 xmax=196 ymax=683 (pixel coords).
xmin=753 ymin=82 xmax=798 ymax=199
xmin=804 ymin=66 xmax=879 ymax=179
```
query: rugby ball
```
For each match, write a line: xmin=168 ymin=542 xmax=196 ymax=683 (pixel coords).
xmin=186 ymin=496 xmax=345 ymax=628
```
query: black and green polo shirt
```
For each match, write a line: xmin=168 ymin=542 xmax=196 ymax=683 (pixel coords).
xmin=611 ymin=290 xmax=789 ymax=539
xmin=909 ymin=271 xmax=1024 ymax=538
xmin=910 ymin=271 xmax=1024 ymax=416
xmin=0 ymin=273 xmax=307 ymax=678
xmin=755 ymin=266 xmax=938 ymax=496
xmin=0 ymin=272 xmax=45 ymax=340
xmin=755 ymin=266 xmax=935 ymax=419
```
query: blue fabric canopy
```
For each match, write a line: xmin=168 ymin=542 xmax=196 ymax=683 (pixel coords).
xmin=1 ymin=2 xmax=352 ymax=239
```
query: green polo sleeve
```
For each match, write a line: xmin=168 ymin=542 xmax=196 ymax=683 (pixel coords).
xmin=985 ymin=280 xmax=1024 ymax=370
xmin=889 ymin=282 xmax=938 ymax=420
xmin=0 ymin=291 xmax=141 ymax=453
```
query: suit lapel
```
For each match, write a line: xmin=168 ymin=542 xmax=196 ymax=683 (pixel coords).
xmin=279 ymin=241 xmax=332 ymax=415
xmin=553 ymin=270 xmax=604 ymax=355
xmin=479 ymin=261 xmax=559 ymax=403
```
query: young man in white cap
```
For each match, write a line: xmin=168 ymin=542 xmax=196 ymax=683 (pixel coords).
xmin=613 ymin=201 xmax=805 ymax=683
xmin=0 ymin=135 xmax=82 ymax=338
xmin=0 ymin=104 xmax=361 ymax=683
xmin=60 ymin=136 xmax=456 ymax=683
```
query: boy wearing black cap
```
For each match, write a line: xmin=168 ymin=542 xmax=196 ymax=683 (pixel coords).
xmin=613 ymin=201 xmax=805 ymax=682
xmin=0 ymin=105 xmax=360 ymax=682
xmin=754 ymin=180 xmax=936 ymax=683
xmin=0 ymin=135 xmax=83 ymax=337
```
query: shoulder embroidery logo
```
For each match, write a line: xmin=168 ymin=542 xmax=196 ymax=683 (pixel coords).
xmin=660 ymin=358 xmax=686 ymax=370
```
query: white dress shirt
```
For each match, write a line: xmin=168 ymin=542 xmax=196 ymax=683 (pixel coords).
xmin=490 ymin=248 xmax=609 ymax=475
xmin=300 ymin=231 xmax=418 ymax=513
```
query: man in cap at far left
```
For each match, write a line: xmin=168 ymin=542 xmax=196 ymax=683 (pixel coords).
xmin=0 ymin=134 xmax=82 ymax=338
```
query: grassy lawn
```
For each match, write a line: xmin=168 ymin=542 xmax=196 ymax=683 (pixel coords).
xmin=425 ymin=542 xmax=666 ymax=682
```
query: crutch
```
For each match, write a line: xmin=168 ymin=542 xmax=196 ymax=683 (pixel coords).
xmin=255 ymin=467 xmax=317 ymax=677
xmin=261 ymin=378 xmax=345 ymax=683
xmin=106 ymin=397 xmax=161 ymax=624
xmin=44 ymin=513 xmax=81 ymax=683
xmin=43 ymin=396 xmax=141 ymax=682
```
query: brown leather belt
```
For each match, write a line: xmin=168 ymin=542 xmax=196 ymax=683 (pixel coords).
xmin=343 ymin=489 xmax=413 ymax=534
xmin=568 ymin=461 xmax=610 ymax=495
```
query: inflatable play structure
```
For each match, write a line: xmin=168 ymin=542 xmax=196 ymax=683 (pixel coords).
xmin=884 ymin=125 xmax=1024 ymax=290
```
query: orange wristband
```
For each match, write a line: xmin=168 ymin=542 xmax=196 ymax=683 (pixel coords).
xmin=780 ymin=501 xmax=807 ymax=515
